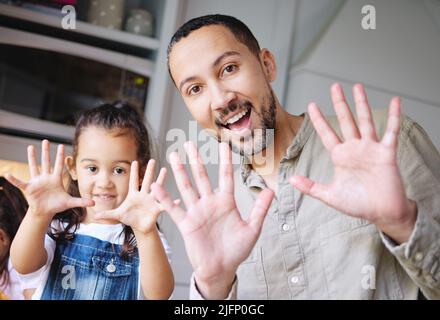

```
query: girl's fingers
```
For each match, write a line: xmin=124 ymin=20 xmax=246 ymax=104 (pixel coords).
xmin=157 ymin=198 xmax=181 ymax=212
xmin=95 ymin=209 xmax=120 ymax=222
xmin=141 ymin=159 xmax=156 ymax=192
xmin=41 ymin=140 xmax=51 ymax=174
xmin=4 ymin=173 xmax=27 ymax=190
xmin=66 ymin=196 xmax=95 ymax=209
xmin=129 ymin=161 xmax=140 ymax=192
xmin=27 ymin=145 xmax=39 ymax=178
xmin=53 ymin=144 xmax=65 ymax=176
xmin=151 ymin=182 xmax=186 ymax=225
xmin=155 ymin=167 xmax=167 ymax=186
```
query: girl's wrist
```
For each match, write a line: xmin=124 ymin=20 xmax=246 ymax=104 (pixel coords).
xmin=133 ymin=226 xmax=158 ymax=240
xmin=27 ymin=207 xmax=53 ymax=225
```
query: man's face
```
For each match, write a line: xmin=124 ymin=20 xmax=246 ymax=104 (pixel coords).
xmin=169 ymin=25 xmax=277 ymax=156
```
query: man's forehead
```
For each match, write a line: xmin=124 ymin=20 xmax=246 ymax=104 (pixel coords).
xmin=169 ymin=25 xmax=248 ymax=80
xmin=174 ymin=25 xmax=239 ymax=52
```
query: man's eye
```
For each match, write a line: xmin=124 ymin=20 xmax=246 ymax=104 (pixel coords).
xmin=189 ymin=85 xmax=201 ymax=95
xmin=87 ymin=166 xmax=97 ymax=173
xmin=114 ymin=167 xmax=126 ymax=175
xmin=223 ymin=64 xmax=237 ymax=75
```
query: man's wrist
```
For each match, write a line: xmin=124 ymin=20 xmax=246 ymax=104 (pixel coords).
xmin=378 ymin=200 xmax=418 ymax=245
xmin=195 ymin=273 xmax=236 ymax=300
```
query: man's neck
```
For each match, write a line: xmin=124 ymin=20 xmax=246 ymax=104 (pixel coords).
xmin=250 ymin=106 xmax=304 ymax=189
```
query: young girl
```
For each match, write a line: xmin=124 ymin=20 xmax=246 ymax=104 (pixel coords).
xmin=6 ymin=102 xmax=174 ymax=300
xmin=0 ymin=177 xmax=30 ymax=300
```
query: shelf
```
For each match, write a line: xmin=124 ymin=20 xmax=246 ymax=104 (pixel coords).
xmin=0 ymin=3 xmax=160 ymax=51
xmin=0 ymin=26 xmax=155 ymax=78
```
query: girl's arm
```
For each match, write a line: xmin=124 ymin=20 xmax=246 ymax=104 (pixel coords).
xmin=10 ymin=210 xmax=50 ymax=274
xmin=6 ymin=140 xmax=94 ymax=274
xmin=134 ymin=228 xmax=174 ymax=299
xmin=95 ymin=160 xmax=176 ymax=299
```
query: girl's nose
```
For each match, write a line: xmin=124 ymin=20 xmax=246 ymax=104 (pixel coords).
xmin=96 ymin=172 xmax=113 ymax=188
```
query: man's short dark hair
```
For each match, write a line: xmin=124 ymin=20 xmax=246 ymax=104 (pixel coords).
xmin=167 ymin=14 xmax=261 ymax=81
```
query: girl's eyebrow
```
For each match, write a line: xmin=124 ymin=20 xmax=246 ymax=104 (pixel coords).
xmin=80 ymin=159 xmax=132 ymax=165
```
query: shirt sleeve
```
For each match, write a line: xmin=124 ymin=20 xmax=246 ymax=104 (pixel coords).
xmin=189 ymin=273 xmax=237 ymax=300
xmin=380 ymin=115 xmax=440 ymax=299
xmin=17 ymin=234 xmax=56 ymax=292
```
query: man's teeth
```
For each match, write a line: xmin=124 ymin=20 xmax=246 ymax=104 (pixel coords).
xmin=225 ymin=110 xmax=248 ymax=125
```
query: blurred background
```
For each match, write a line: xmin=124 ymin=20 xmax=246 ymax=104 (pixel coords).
xmin=1 ymin=0 xmax=439 ymax=298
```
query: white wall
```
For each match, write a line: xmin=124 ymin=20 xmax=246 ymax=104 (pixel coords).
xmin=160 ymin=0 xmax=297 ymax=299
xmin=286 ymin=0 xmax=440 ymax=149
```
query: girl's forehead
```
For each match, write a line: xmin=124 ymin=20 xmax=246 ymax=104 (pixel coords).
xmin=76 ymin=126 xmax=138 ymax=159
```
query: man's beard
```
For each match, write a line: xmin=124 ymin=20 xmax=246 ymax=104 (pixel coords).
xmin=214 ymin=89 xmax=277 ymax=156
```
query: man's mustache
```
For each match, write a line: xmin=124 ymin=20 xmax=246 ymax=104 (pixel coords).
xmin=214 ymin=100 xmax=253 ymax=127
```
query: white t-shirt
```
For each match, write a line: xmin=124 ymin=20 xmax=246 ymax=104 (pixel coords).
xmin=1 ymin=259 xmax=25 ymax=300
xmin=17 ymin=222 xmax=172 ymax=300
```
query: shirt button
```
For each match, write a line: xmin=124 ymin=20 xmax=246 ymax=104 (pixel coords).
xmin=290 ymin=276 xmax=300 ymax=284
xmin=414 ymin=252 xmax=424 ymax=262
xmin=282 ymin=223 xmax=290 ymax=232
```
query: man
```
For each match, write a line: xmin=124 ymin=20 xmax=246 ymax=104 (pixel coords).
xmin=151 ymin=14 xmax=440 ymax=299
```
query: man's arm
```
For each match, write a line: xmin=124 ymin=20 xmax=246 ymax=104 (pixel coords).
xmin=380 ymin=117 xmax=440 ymax=299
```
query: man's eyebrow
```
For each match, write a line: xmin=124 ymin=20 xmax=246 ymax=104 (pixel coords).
xmin=178 ymin=51 xmax=241 ymax=92
xmin=212 ymin=51 xmax=241 ymax=68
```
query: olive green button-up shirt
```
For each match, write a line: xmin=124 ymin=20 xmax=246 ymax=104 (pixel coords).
xmin=190 ymin=110 xmax=440 ymax=299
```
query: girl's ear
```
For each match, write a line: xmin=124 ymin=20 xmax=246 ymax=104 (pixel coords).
xmin=65 ymin=156 xmax=78 ymax=181
xmin=260 ymin=48 xmax=277 ymax=82
xmin=0 ymin=229 xmax=10 ymax=248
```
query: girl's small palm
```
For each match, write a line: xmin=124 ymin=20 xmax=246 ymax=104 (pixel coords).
xmin=5 ymin=140 xmax=94 ymax=220
xmin=95 ymin=159 xmax=167 ymax=234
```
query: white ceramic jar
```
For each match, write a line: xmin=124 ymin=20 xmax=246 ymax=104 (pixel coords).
xmin=125 ymin=9 xmax=154 ymax=37
xmin=88 ymin=0 xmax=125 ymax=30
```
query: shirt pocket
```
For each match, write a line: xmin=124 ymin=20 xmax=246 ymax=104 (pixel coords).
xmin=48 ymin=254 xmax=95 ymax=300
xmin=317 ymin=214 xmax=403 ymax=299
xmin=90 ymin=256 xmax=135 ymax=300
xmin=48 ymin=255 xmax=135 ymax=300
xmin=236 ymin=247 xmax=268 ymax=300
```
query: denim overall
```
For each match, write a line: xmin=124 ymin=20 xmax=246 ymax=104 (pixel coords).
xmin=41 ymin=233 xmax=139 ymax=300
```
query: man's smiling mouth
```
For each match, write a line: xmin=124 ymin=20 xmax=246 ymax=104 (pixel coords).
xmin=221 ymin=108 xmax=252 ymax=131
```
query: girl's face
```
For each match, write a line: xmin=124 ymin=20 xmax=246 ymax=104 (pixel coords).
xmin=67 ymin=126 xmax=138 ymax=223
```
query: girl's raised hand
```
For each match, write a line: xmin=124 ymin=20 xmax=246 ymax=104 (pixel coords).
xmin=5 ymin=140 xmax=94 ymax=222
xmin=95 ymin=159 xmax=168 ymax=234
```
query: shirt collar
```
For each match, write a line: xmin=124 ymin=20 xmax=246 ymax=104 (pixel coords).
xmin=240 ymin=112 xmax=313 ymax=184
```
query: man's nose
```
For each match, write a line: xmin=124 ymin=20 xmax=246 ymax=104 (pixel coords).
xmin=209 ymin=82 xmax=236 ymax=112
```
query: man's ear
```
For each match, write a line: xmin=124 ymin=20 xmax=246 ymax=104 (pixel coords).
xmin=260 ymin=49 xmax=277 ymax=82
xmin=65 ymin=156 xmax=78 ymax=181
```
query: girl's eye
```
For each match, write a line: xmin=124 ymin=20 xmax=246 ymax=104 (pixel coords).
xmin=114 ymin=167 xmax=126 ymax=175
xmin=87 ymin=166 xmax=97 ymax=173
